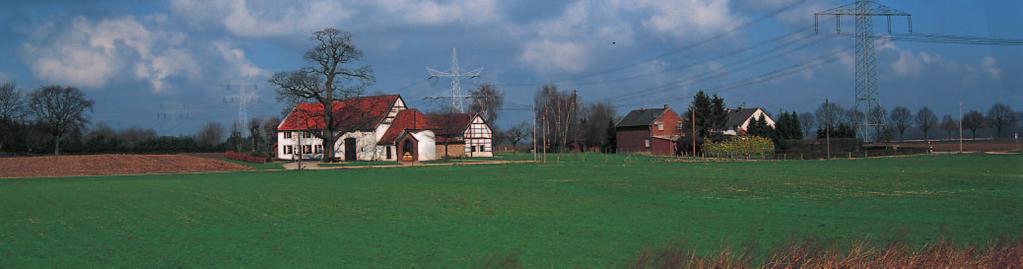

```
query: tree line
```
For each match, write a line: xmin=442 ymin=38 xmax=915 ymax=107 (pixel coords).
xmin=0 ymin=80 xmax=282 ymax=156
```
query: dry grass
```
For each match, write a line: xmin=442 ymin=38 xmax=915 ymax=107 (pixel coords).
xmin=628 ymin=235 xmax=1023 ymax=269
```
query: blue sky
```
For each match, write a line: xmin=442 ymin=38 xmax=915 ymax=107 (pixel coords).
xmin=0 ymin=0 xmax=1020 ymax=135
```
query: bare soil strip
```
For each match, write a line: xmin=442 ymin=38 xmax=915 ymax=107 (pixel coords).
xmin=0 ymin=154 xmax=251 ymax=179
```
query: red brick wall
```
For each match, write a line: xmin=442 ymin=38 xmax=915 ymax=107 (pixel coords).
xmin=652 ymin=109 xmax=682 ymax=138
xmin=616 ymin=128 xmax=650 ymax=153
xmin=651 ymin=138 xmax=677 ymax=156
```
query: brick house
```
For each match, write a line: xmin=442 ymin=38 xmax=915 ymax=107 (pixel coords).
xmin=615 ymin=105 xmax=682 ymax=155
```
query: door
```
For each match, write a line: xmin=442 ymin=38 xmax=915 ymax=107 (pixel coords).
xmin=344 ymin=137 xmax=357 ymax=161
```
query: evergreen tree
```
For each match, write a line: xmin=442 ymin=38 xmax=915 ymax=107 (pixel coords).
xmin=604 ymin=118 xmax=616 ymax=153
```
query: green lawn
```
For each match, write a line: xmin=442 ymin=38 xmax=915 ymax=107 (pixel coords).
xmin=0 ymin=154 xmax=1021 ymax=267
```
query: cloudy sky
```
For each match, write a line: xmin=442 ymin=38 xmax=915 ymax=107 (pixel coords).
xmin=0 ymin=0 xmax=1020 ymax=135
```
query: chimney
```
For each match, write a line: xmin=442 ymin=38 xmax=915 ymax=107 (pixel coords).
xmin=663 ymin=104 xmax=669 ymax=109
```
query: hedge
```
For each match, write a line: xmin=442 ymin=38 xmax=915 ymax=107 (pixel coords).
xmin=703 ymin=136 xmax=775 ymax=156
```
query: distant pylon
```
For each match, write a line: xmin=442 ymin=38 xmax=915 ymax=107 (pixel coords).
xmin=816 ymin=0 xmax=911 ymax=142
xmin=223 ymin=83 xmax=260 ymax=134
xmin=427 ymin=48 xmax=481 ymax=113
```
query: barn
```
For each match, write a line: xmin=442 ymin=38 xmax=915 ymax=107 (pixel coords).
xmin=615 ymin=105 xmax=682 ymax=155
xmin=275 ymin=94 xmax=493 ymax=162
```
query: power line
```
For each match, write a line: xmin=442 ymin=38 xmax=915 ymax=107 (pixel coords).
xmin=491 ymin=0 xmax=811 ymax=88
xmin=608 ymin=34 xmax=838 ymax=103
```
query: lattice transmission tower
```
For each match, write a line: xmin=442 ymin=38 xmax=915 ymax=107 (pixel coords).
xmin=816 ymin=0 xmax=911 ymax=141
xmin=223 ymin=83 xmax=261 ymax=134
xmin=426 ymin=48 xmax=482 ymax=113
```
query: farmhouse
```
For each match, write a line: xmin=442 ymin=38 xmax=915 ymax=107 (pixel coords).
xmin=615 ymin=105 xmax=682 ymax=155
xmin=275 ymin=94 xmax=493 ymax=162
xmin=723 ymin=107 xmax=775 ymax=136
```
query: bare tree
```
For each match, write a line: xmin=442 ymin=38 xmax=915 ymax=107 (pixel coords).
xmin=269 ymin=28 xmax=374 ymax=161
xmin=469 ymin=83 xmax=503 ymax=126
xmin=798 ymin=112 xmax=816 ymax=139
xmin=505 ymin=122 xmax=530 ymax=153
xmin=196 ymin=121 xmax=225 ymax=148
xmin=579 ymin=101 xmax=616 ymax=151
xmin=961 ymin=110 xmax=985 ymax=139
xmin=987 ymin=104 xmax=1017 ymax=138
xmin=262 ymin=117 xmax=280 ymax=157
xmin=888 ymin=106 xmax=912 ymax=142
xmin=248 ymin=118 xmax=262 ymax=153
xmin=940 ymin=115 xmax=957 ymax=139
xmin=915 ymin=107 xmax=937 ymax=140
xmin=0 ymin=81 xmax=25 ymax=152
xmin=815 ymin=101 xmax=844 ymax=130
xmin=0 ymin=81 xmax=24 ymax=121
xmin=29 ymin=86 xmax=94 ymax=155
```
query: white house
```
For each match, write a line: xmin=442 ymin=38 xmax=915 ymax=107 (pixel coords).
xmin=274 ymin=94 xmax=493 ymax=162
xmin=723 ymin=107 xmax=776 ymax=136
xmin=276 ymin=95 xmax=408 ymax=161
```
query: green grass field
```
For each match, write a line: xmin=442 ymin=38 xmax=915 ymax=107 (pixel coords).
xmin=1 ymin=154 xmax=1021 ymax=267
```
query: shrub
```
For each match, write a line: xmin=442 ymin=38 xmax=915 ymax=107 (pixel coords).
xmin=225 ymin=151 xmax=269 ymax=163
xmin=703 ymin=136 xmax=775 ymax=156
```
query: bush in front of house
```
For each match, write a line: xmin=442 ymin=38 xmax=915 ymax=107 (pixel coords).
xmin=703 ymin=136 xmax=775 ymax=157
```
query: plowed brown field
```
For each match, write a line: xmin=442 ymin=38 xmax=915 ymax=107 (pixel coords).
xmin=0 ymin=154 xmax=251 ymax=178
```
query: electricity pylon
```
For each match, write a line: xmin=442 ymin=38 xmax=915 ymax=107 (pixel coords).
xmin=223 ymin=83 xmax=261 ymax=134
xmin=815 ymin=0 xmax=911 ymax=142
xmin=427 ymin=48 xmax=481 ymax=113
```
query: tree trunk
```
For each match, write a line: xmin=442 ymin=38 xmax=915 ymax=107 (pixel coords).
xmin=54 ymin=136 xmax=61 ymax=156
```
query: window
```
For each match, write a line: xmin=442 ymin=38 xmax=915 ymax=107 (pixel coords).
xmin=302 ymin=132 xmax=312 ymax=138
xmin=303 ymin=145 xmax=312 ymax=154
xmin=284 ymin=132 xmax=292 ymax=139
xmin=314 ymin=145 xmax=323 ymax=153
xmin=656 ymin=122 xmax=664 ymax=131
xmin=645 ymin=139 xmax=651 ymax=148
xmin=285 ymin=145 xmax=293 ymax=154
xmin=386 ymin=146 xmax=392 ymax=159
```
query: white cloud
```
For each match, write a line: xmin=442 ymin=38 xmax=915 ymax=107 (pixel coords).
xmin=372 ymin=0 xmax=499 ymax=26
xmin=617 ymin=0 xmax=742 ymax=42
xmin=214 ymin=41 xmax=269 ymax=79
xmin=520 ymin=40 xmax=589 ymax=73
xmin=170 ymin=0 xmax=353 ymax=37
xmin=982 ymin=56 xmax=1001 ymax=80
xmin=515 ymin=1 xmax=634 ymax=74
xmin=24 ymin=16 xmax=204 ymax=92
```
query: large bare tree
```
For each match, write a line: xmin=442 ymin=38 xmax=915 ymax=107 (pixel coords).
xmin=269 ymin=28 xmax=374 ymax=161
xmin=29 ymin=85 xmax=94 ymax=155
xmin=888 ymin=106 xmax=912 ymax=142
xmin=987 ymin=104 xmax=1017 ymax=138
xmin=196 ymin=121 xmax=225 ymax=148
xmin=915 ymin=107 xmax=937 ymax=140
xmin=469 ymin=83 xmax=503 ymax=126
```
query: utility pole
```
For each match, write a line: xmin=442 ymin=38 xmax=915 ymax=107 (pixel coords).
xmin=959 ymin=101 xmax=964 ymax=153
xmin=826 ymin=98 xmax=831 ymax=160
xmin=532 ymin=106 xmax=537 ymax=161
xmin=816 ymin=0 xmax=911 ymax=142
xmin=426 ymin=48 xmax=482 ymax=113
xmin=691 ymin=107 xmax=697 ymax=158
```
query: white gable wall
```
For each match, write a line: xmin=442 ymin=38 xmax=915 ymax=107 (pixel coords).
xmin=463 ymin=115 xmax=493 ymax=157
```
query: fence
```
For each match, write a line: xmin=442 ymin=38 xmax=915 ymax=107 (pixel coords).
xmin=682 ymin=147 xmax=930 ymax=161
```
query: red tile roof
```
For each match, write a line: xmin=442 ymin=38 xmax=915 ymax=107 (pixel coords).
xmin=277 ymin=95 xmax=400 ymax=131
xmin=378 ymin=109 xmax=431 ymax=145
